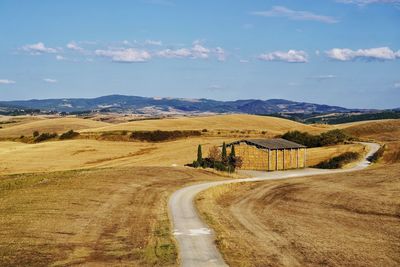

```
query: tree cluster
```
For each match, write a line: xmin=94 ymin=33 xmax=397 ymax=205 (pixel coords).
xmin=281 ymin=129 xmax=353 ymax=148
xmin=190 ymin=142 xmax=242 ymax=172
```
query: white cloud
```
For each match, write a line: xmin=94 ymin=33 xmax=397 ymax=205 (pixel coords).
xmin=252 ymin=6 xmax=338 ymax=24
xmin=336 ymin=0 xmax=400 ymax=5
xmin=66 ymin=41 xmax=83 ymax=51
xmin=156 ymin=42 xmax=217 ymax=60
xmin=258 ymin=50 xmax=308 ymax=63
xmin=43 ymin=78 xmax=57 ymax=83
xmin=56 ymin=55 xmax=66 ymax=61
xmin=0 ymin=79 xmax=16 ymax=84
xmin=145 ymin=39 xmax=163 ymax=46
xmin=394 ymin=82 xmax=400 ymax=88
xmin=157 ymin=48 xmax=192 ymax=58
xmin=21 ymin=42 xmax=57 ymax=54
xmin=192 ymin=44 xmax=210 ymax=59
xmin=239 ymin=59 xmax=249 ymax=63
xmin=326 ymin=47 xmax=400 ymax=61
xmin=95 ymin=48 xmax=151 ymax=62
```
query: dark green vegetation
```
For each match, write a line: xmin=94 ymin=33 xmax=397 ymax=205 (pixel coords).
xmin=268 ymin=110 xmax=400 ymax=125
xmin=190 ymin=143 xmax=242 ymax=172
xmin=368 ymin=145 xmax=385 ymax=163
xmin=130 ymin=130 xmax=201 ymax=142
xmin=281 ymin=129 xmax=353 ymax=148
xmin=313 ymin=152 xmax=360 ymax=169
xmin=59 ymin=129 xmax=80 ymax=140
xmin=34 ymin=132 xmax=58 ymax=143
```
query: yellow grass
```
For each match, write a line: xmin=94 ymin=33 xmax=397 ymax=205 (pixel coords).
xmin=84 ymin=114 xmax=329 ymax=135
xmin=0 ymin=137 xmax=237 ymax=174
xmin=0 ymin=117 xmax=111 ymax=138
xmin=307 ymin=143 xmax=366 ymax=167
xmin=196 ymin=163 xmax=400 ymax=267
xmin=338 ymin=119 xmax=400 ymax=163
xmin=0 ymin=167 xmax=225 ymax=266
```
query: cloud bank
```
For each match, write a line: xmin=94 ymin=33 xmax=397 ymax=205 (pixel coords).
xmin=259 ymin=50 xmax=308 ymax=63
xmin=252 ymin=6 xmax=338 ymax=24
xmin=326 ymin=47 xmax=400 ymax=61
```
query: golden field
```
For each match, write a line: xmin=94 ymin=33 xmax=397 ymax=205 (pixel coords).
xmin=0 ymin=117 xmax=110 ymax=138
xmin=0 ymin=114 xmax=399 ymax=266
xmin=82 ymin=114 xmax=330 ymax=135
xmin=196 ymin=163 xmax=400 ymax=267
xmin=0 ymin=166 xmax=226 ymax=266
xmin=0 ymin=114 xmax=372 ymax=175
xmin=0 ymin=138 xmax=363 ymax=175
xmin=194 ymin=117 xmax=400 ymax=267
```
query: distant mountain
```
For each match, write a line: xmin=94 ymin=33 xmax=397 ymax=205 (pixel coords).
xmin=0 ymin=94 xmax=361 ymax=115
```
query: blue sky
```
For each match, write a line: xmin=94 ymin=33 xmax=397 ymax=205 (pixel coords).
xmin=0 ymin=0 xmax=399 ymax=108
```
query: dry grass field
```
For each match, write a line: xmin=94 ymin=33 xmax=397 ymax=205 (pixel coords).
xmin=0 ymin=114 xmax=398 ymax=266
xmin=0 ymin=166 xmax=226 ymax=266
xmin=340 ymin=119 xmax=400 ymax=163
xmin=196 ymin=163 xmax=400 ymax=267
xmin=83 ymin=114 xmax=329 ymax=135
xmin=0 ymin=117 xmax=110 ymax=138
xmin=0 ymin=138 xmax=361 ymax=175
xmin=0 ymin=137 xmax=235 ymax=174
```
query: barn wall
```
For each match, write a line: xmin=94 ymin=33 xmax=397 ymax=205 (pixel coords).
xmin=230 ymin=143 xmax=306 ymax=171
xmin=234 ymin=143 xmax=269 ymax=170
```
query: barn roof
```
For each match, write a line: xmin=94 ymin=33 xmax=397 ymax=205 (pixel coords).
xmin=227 ymin=138 xmax=306 ymax=150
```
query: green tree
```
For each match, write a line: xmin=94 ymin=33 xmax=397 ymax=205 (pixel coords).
xmin=221 ymin=142 xmax=227 ymax=163
xmin=229 ymin=145 xmax=236 ymax=158
xmin=197 ymin=144 xmax=203 ymax=163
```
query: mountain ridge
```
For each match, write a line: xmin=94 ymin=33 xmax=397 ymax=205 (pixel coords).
xmin=0 ymin=94 xmax=371 ymax=115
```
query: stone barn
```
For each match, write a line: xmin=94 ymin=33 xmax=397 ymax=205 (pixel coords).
xmin=227 ymin=138 xmax=306 ymax=171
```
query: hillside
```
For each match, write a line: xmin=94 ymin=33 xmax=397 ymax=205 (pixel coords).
xmin=0 ymin=117 xmax=110 ymax=138
xmin=0 ymin=94 xmax=354 ymax=114
xmin=85 ymin=114 xmax=330 ymax=135
xmin=197 ymin=163 xmax=400 ymax=267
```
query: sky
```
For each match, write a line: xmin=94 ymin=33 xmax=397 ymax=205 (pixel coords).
xmin=0 ymin=0 xmax=399 ymax=109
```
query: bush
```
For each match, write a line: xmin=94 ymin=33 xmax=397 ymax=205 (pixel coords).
xmin=33 ymin=131 xmax=39 ymax=137
xmin=367 ymin=145 xmax=385 ymax=163
xmin=130 ymin=130 xmax=201 ymax=142
xmin=313 ymin=152 xmax=360 ymax=169
xmin=59 ymin=130 xmax=80 ymax=140
xmin=282 ymin=129 xmax=352 ymax=148
xmin=34 ymin=132 xmax=58 ymax=143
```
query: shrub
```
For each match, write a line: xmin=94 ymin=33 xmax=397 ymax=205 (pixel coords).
xmin=202 ymin=129 xmax=208 ymax=132
xmin=367 ymin=145 xmax=385 ymax=163
xmin=214 ymin=161 xmax=227 ymax=172
xmin=282 ymin=129 xmax=352 ymax=148
xmin=33 ymin=131 xmax=39 ymax=137
xmin=59 ymin=130 xmax=80 ymax=140
xmin=313 ymin=152 xmax=360 ymax=169
xmin=130 ymin=130 xmax=201 ymax=142
xmin=34 ymin=132 xmax=58 ymax=143
xmin=208 ymin=146 xmax=221 ymax=162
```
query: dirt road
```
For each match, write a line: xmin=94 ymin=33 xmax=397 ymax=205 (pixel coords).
xmin=168 ymin=142 xmax=380 ymax=267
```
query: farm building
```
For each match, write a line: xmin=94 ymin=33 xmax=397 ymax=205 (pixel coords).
xmin=227 ymin=138 xmax=306 ymax=171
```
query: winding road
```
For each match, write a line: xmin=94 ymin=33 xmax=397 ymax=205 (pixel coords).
xmin=168 ymin=142 xmax=380 ymax=267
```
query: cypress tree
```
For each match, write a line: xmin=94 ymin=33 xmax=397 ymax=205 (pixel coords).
xmin=197 ymin=144 xmax=203 ymax=163
xmin=222 ymin=142 xmax=227 ymax=163
xmin=230 ymin=145 xmax=235 ymax=158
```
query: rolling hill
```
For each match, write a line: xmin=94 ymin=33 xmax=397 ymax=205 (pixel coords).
xmin=0 ymin=94 xmax=355 ymax=114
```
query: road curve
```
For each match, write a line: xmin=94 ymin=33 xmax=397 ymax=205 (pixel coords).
xmin=168 ymin=142 xmax=380 ymax=267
